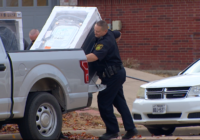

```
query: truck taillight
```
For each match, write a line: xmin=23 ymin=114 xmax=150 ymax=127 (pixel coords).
xmin=80 ymin=60 xmax=89 ymax=83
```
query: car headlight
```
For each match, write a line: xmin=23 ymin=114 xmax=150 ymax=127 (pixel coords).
xmin=137 ymin=87 xmax=145 ymax=99
xmin=187 ymin=86 xmax=200 ymax=97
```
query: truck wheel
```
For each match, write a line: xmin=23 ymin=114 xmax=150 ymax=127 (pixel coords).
xmin=146 ymin=126 xmax=175 ymax=136
xmin=18 ymin=92 xmax=62 ymax=139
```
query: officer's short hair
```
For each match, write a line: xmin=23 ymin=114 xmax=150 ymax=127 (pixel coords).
xmin=96 ymin=20 xmax=108 ymax=31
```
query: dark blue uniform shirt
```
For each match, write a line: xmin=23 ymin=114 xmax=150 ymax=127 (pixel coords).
xmin=92 ymin=30 xmax=122 ymax=76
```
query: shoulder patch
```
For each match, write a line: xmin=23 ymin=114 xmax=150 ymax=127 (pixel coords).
xmin=95 ymin=44 xmax=103 ymax=51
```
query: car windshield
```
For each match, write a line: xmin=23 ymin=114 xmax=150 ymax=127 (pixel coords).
xmin=182 ymin=60 xmax=200 ymax=75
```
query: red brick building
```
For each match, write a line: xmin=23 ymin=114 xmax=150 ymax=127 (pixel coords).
xmin=78 ymin=0 xmax=200 ymax=71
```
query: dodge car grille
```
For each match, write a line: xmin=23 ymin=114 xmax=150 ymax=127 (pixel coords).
xmin=146 ymin=87 xmax=190 ymax=99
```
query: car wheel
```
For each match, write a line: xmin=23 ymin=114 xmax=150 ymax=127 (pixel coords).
xmin=18 ymin=92 xmax=62 ymax=139
xmin=146 ymin=126 xmax=176 ymax=136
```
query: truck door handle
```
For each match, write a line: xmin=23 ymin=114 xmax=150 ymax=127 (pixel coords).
xmin=0 ymin=64 xmax=6 ymax=71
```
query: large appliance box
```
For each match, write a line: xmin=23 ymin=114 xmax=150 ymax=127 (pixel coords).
xmin=31 ymin=6 xmax=101 ymax=50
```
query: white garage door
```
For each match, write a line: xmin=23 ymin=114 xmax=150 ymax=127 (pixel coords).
xmin=0 ymin=0 xmax=59 ymax=43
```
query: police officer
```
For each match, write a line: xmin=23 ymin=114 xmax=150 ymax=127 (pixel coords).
xmin=86 ymin=20 xmax=138 ymax=140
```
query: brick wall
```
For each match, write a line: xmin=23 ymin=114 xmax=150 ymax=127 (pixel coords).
xmin=78 ymin=0 xmax=200 ymax=70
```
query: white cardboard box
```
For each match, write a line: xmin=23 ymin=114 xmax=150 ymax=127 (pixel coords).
xmin=31 ymin=6 xmax=102 ymax=50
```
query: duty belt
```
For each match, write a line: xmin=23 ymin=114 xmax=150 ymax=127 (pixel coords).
xmin=102 ymin=65 xmax=123 ymax=78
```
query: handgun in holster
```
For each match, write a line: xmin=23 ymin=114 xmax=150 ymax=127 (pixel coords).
xmin=112 ymin=65 xmax=118 ymax=74
xmin=104 ymin=67 xmax=111 ymax=78
xmin=105 ymin=66 xmax=115 ymax=78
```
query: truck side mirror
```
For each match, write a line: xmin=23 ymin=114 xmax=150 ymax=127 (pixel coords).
xmin=178 ymin=71 xmax=182 ymax=75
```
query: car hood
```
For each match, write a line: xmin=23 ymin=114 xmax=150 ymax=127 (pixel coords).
xmin=141 ymin=73 xmax=200 ymax=88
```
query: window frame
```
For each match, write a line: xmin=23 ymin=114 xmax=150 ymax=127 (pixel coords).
xmin=37 ymin=0 xmax=48 ymax=7
xmin=0 ymin=0 xmax=3 ymax=7
xmin=22 ymin=0 xmax=34 ymax=7
xmin=6 ymin=0 xmax=19 ymax=7
xmin=1 ymin=0 xmax=52 ymax=8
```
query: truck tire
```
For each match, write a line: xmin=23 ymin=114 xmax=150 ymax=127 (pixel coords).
xmin=18 ymin=92 xmax=62 ymax=139
xmin=146 ymin=126 xmax=175 ymax=136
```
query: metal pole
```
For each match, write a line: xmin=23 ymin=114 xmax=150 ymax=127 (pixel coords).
xmin=126 ymin=76 xmax=149 ymax=83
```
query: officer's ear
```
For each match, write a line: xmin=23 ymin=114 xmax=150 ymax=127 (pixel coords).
xmin=105 ymin=29 xmax=108 ymax=34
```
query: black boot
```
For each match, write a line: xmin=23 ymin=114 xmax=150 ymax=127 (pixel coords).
xmin=59 ymin=132 xmax=68 ymax=140
xmin=99 ymin=133 xmax=119 ymax=140
xmin=122 ymin=128 xmax=138 ymax=139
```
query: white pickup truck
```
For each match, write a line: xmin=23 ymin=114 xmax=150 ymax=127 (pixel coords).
xmin=0 ymin=7 xmax=104 ymax=139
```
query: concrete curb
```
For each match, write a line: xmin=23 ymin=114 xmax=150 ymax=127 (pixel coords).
xmin=62 ymin=128 xmax=150 ymax=137
xmin=63 ymin=127 xmax=200 ymax=137
xmin=1 ymin=127 xmax=200 ymax=139
xmin=0 ymin=133 xmax=21 ymax=139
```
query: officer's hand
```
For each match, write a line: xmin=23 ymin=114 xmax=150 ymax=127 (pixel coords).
xmin=116 ymin=33 xmax=121 ymax=42
xmin=116 ymin=36 xmax=121 ymax=42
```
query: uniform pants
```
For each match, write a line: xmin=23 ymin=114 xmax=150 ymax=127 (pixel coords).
xmin=98 ymin=68 xmax=135 ymax=134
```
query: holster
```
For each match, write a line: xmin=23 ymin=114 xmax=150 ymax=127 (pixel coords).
xmin=103 ymin=65 xmax=123 ymax=78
